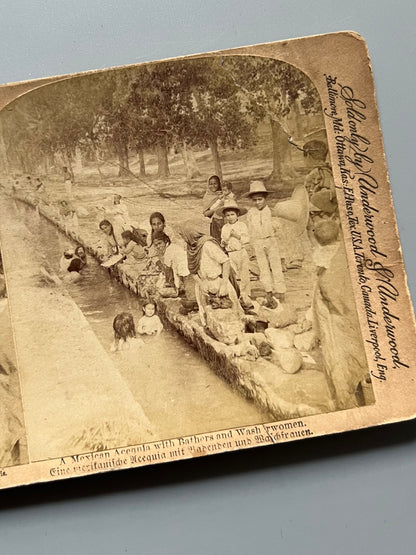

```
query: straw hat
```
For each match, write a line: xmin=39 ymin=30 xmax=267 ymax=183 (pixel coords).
xmin=244 ymin=180 xmax=269 ymax=197
xmin=216 ymin=199 xmax=247 ymax=217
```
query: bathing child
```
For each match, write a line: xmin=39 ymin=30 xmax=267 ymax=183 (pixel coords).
xmin=137 ymin=301 xmax=163 ymax=336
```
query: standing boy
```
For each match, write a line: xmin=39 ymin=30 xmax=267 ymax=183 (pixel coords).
xmin=246 ymin=180 xmax=286 ymax=308
xmin=217 ymin=199 xmax=252 ymax=309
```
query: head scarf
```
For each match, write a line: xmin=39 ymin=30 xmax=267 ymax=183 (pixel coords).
xmin=179 ymin=221 xmax=216 ymax=275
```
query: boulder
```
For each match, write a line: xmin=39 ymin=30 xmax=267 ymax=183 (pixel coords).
xmin=271 ymin=347 xmax=303 ymax=374
xmin=287 ymin=323 xmax=304 ymax=335
xmin=205 ymin=306 xmax=245 ymax=345
xmin=242 ymin=333 xmax=273 ymax=358
xmin=265 ymin=328 xmax=295 ymax=349
xmin=257 ymin=303 xmax=298 ymax=328
xmin=243 ymin=332 xmax=267 ymax=347
xmin=294 ymin=330 xmax=316 ymax=352
xmin=231 ymin=341 xmax=259 ymax=361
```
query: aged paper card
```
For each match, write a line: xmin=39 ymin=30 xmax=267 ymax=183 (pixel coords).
xmin=0 ymin=31 xmax=414 ymax=489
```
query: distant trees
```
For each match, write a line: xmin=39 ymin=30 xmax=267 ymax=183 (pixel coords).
xmin=126 ymin=58 xmax=259 ymax=180
xmin=221 ymin=56 xmax=322 ymax=184
xmin=0 ymin=55 xmax=322 ymax=187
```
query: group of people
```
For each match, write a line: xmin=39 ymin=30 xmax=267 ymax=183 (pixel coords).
xmin=4 ymin=140 xmax=370 ymax=405
xmin=94 ymin=139 xmax=339 ymax=332
xmin=12 ymin=140 xmax=342 ymax=342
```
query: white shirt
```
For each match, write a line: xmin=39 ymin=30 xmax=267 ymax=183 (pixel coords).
xmin=199 ymin=241 xmax=228 ymax=280
xmin=221 ymin=221 xmax=249 ymax=252
xmin=247 ymin=205 xmax=275 ymax=239
xmin=164 ymin=243 xmax=189 ymax=287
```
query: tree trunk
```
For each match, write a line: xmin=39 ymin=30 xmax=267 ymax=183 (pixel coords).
xmin=138 ymin=148 xmax=146 ymax=177
xmin=208 ymin=137 xmax=222 ymax=181
xmin=180 ymin=141 xmax=201 ymax=179
xmin=157 ymin=140 xmax=170 ymax=178
xmin=63 ymin=150 xmax=75 ymax=182
xmin=117 ymin=142 xmax=130 ymax=177
xmin=74 ymin=147 xmax=83 ymax=173
xmin=269 ymin=118 xmax=285 ymax=186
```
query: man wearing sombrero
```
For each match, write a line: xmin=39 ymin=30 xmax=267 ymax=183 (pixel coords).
xmin=245 ymin=181 xmax=286 ymax=308
xmin=217 ymin=198 xmax=252 ymax=309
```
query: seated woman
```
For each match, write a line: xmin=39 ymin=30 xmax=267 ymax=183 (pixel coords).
xmin=120 ymin=229 xmax=149 ymax=278
xmin=153 ymin=231 xmax=189 ymax=297
xmin=179 ymin=221 xmax=243 ymax=328
xmin=98 ymin=219 xmax=123 ymax=265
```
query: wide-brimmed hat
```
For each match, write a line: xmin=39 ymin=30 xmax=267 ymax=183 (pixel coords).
xmin=244 ymin=180 xmax=269 ymax=197
xmin=216 ymin=199 xmax=247 ymax=217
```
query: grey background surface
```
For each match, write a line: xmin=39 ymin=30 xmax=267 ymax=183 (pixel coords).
xmin=0 ymin=1 xmax=415 ymax=554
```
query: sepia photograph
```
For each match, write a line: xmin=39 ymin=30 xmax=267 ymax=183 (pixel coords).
xmin=0 ymin=52 xmax=377 ymax=467
xmin=0 ymin=32 xmax=414 ymax=491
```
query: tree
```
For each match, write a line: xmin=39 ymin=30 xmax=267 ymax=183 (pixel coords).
xmin=127 ymin=58 xmax=260 ymax=180
xmin=221 ymin=56 xmax=322 ymax=186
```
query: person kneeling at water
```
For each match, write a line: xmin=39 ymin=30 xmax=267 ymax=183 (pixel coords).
xmin=137 ymin=301 xmax=163 ymax=337
xmin=153 ymin=231 xmax=189 ymax=297
xmin=179 ymin=221 xmax=242 ymax=328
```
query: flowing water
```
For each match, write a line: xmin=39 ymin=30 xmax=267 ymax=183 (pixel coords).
xmin=7 ymin=201 xmax=270 ymax=440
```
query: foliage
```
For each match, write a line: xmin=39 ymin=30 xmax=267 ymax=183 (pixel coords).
xmin=0 ymin=55 xmax=322 ymax=178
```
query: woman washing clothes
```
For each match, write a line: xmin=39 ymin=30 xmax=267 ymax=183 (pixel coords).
xmin=179 ymin=221 xmax=243 ymax=328
xmin=153 ymin=231 xmax=190 ymax=297
xmin=120 ymin=229 xmax=149 ymax=279
xmin=98 ymin=220 xmax=124 ymax=267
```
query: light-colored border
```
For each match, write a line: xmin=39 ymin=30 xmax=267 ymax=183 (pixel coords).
xmin=0 ymin=31 xmax=414 ymax=490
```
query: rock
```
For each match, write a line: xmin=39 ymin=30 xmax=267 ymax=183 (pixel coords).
xmin=294 ymin=330 xmax=316 ymax=351
xmin=242 ymin=333 xmax=272 ymax=358
xmin=257 ymin=303 xmax=298 ymax=328
xmin=287 ymin=323 xmax=303 ymax=335
xmin=304 ymin=307 xmax=313 ymax=322
xmin=205 ymin=306 xmax=245 ymax=345
xmin=243 ymin=332 xmax=267 ymax=347
xmin=258 ymin=342 xmax=273 ymax=358
xmin=272 ymin=347 xmax=303 ymax=374
xmin=265 ymin=328 xmax=295 ymax=349
xmin=301 ymin=319 xmax=313 ymax=332
xmin=231 ymin=341 xmax=259 ymax=361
